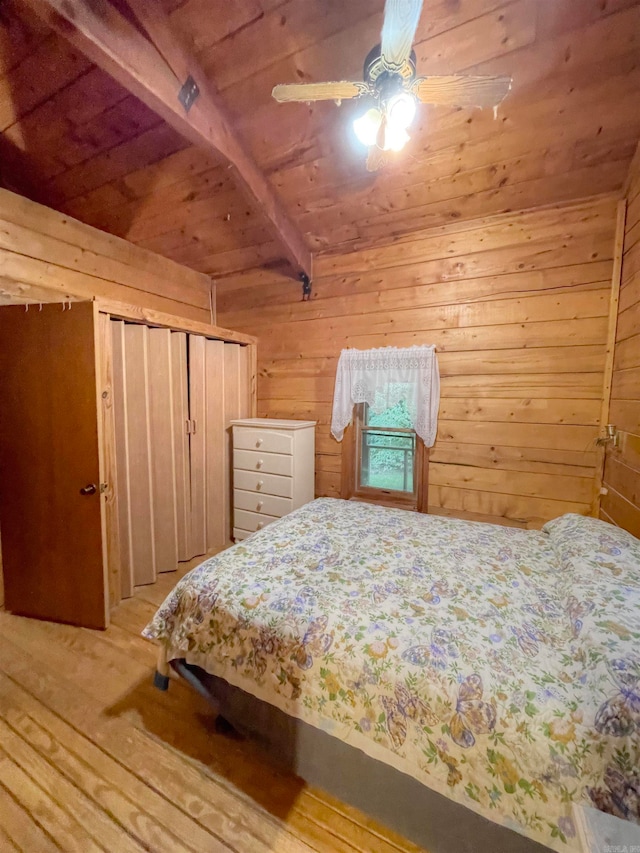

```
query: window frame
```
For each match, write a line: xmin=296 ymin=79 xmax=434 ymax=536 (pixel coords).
xmin=341 ymin=403 xmax=429 ymax=512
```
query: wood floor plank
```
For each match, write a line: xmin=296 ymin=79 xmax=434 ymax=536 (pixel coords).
xmin=0 ymin=748 xmax=104 ymax=853
xmin=0 ymin=560 xmax=423 ymax=853
xmin=0 ymin=678 xmax=237 ymax=853
xmin=0 ymin=779 xmax=60 ymax=853
xmin=0 ymin=824 xmax=21 ymax=851
xmin=0 ymin=688 xmax=208 ymax=853
xmin=0 ymin=635 xmax=316 ymax=853
xmin=0 ymin=716 xmax=145 ymax=853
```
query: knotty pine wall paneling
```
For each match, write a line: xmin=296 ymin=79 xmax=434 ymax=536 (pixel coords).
xmin=218 ymin=196 xmax=618 ymax=528
xmin=0 ymin=188 xmax=213 ymax=321
xmin=601 ymin=151 xmax=640 ymax=537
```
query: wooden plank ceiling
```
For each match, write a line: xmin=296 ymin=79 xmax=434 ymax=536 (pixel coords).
xmin=1 ymin=0 xmax=640 ymax=279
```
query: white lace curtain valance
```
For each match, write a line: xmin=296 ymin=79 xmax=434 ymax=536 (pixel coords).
xmin=330 ymin=345 xmax=440 ymax=447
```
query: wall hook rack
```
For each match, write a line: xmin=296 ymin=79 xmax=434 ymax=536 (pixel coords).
xmin=300 ymin=273 xmax=312 ymax=301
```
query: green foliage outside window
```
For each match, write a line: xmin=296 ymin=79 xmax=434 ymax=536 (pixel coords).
xmin=361 ymin=401 xmax=415 ymax=492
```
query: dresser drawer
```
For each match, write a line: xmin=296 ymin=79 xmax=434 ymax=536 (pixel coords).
xmin=233 ymin=528 xmax=253 ymax=542
xmin=234 ymin=489 xmax=292 ymax=518
xmin=233 ymin=427 xmax=293 ymax=455
xmin=234 ymin=469 xmax=293 ymax=498
xmin=233 ymin=449 xmax=293 ymax=477
xmin=234 ymin=508 xmax=278 ymax=533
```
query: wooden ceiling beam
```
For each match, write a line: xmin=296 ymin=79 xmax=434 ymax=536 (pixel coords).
xmin=20 ymin=0 xmax=312 ymax=280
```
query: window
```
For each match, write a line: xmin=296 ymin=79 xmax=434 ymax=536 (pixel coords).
xmin=358 ymin=401 xmax=416 ymax=494
xmin=341 ymin=400 xmax=428 ymax=511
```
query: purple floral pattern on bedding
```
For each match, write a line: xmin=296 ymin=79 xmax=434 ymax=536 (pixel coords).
xmin=144 ymin=499 xmax=640 ymax=851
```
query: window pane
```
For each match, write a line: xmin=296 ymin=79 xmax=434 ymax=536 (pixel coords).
xmin=364 ymin=400 xmax=412 ymax=429
xmin=360 ymin=429 xmax=415 ymax=493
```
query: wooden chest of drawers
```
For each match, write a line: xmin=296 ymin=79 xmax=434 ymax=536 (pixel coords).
xmin=230 ymin=418 xmax=316 ymax=542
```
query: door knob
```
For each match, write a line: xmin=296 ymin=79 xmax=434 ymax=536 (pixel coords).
xmin=80 ymin=483 xmax=97 ymax=496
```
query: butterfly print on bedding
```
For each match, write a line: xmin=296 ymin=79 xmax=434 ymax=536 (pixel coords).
xmin=402 ymin=628 xmax=458 ymax=670
xmin=510 ymin=623 xmax=540 ymax=657
xmin=347 ymin=660 xmax=378 ymax=693
xmin=251 ymin=629 xmax=278 ymax=679
xmin=371 ymin=581 xmax=399 ymax=605
xmin=594 ymin=658 xmax=640 ymax=737
xmin=524 ymin=588 xmax=562 ymax=623
xmin=294 ymin=615 xmax=334 ymax=670
xmin=449 ymin=674 xmax=497 ymax=749
xmin=381 ymin=683 xmax=438 ymax=749
xmin=270 ymin=585 xmax=317 ymax=614
xmin=420 ymin=580 xmax=451 ymax=605
xmin=588 ymin=764 xmax=640 ymax=822
xmin=566 ymin=595 xmax=595 ymax=638
xmin=598 ymin=533 xmax=624 ymax=556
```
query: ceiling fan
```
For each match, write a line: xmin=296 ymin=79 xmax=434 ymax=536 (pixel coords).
xmin=272 ymin=0 xmax=512 ymax=170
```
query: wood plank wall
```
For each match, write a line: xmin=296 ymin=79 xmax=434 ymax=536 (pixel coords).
xmin=601 ymin=151 xmax=640 ymax=537
xmin=218 ymin=196 xmax=618 ymax=528
xmin=0 ymin=189 xmax=213 ymax=322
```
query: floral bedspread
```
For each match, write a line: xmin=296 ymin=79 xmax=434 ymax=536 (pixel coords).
xmin=144 ymin=499 xmax=640 ymax=851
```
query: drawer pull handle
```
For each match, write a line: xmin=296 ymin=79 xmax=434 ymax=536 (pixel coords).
xmin=257 ymin=522 xmax=264 ymax=530
xmin=256 ymin=459 xmax=263 ymax=469
xmin=256 ymin=438 xmax=263 ymax=447
xmin=256 ymin=480 xmax=264 ymax=489
xmin=257 ymin=501 xmax=263 ymax=510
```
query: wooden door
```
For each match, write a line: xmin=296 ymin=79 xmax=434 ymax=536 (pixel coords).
xmin=0 ymin=302 xmax=108 ymax=629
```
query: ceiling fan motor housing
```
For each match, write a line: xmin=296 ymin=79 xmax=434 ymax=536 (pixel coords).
xmin=364 ymin=43 xmax=417 ymax=86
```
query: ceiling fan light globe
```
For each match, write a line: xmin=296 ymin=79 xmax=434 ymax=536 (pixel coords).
xmin=384 ymin=124 xmax=410 ymax=152
xmin=353 ymin=108 xmax=383 ymax=147
xmin=387 ymin=92 xmax=417 ymax=129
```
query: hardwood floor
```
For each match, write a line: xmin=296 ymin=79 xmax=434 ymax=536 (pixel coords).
xmin=0 ymin=557 xmax=423 ymax=853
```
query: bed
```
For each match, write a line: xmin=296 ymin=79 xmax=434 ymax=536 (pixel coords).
xmin=144 ymin=498 xmax=640 ymax=852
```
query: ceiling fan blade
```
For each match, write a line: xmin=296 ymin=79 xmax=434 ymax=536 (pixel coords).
xmin=380 ymin=0 xmax=423 ymax=72
xmin=272 ymin=81 xmax=370 ymax=103
xmin=410 ymin=74 xmax=512 ymax=108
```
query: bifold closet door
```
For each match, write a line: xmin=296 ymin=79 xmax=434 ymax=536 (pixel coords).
xmin=111 ymin=320 xmax=133 ymax=598
xmin=188 ymin=337 xmax=251 ymax=553
xmin=112 ymin=321 xmax=186 ymax=591
xmin=112 ymin=321 xmax=156 ymax=587
xmin=171 ymin=332 xmax=192 ymax=562
xmin=188 ymin=335 xmax=225 ymax=555
xmin=147 ymin=328 xmax=179 ymax=574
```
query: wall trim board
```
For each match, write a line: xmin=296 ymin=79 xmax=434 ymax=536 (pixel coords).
xmin=592 ymin=199 xmax=627 ymax=516
xmin=601 ymin=156 xmax=640 ymax=538
xmin=96 ymin=299 xmax=255 ymax=346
